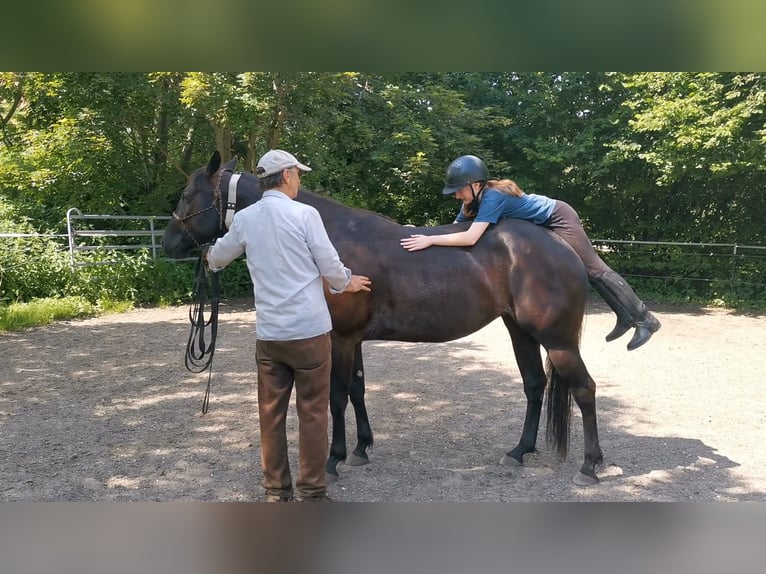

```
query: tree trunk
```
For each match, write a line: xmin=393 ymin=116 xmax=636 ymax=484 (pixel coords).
xmin=151 ymin=75 xmax=171 ymax=190
xmin=215 ymin=124 xmax=233 ymax=163
xmin=246 ymin=128 xmax=258 ymax=173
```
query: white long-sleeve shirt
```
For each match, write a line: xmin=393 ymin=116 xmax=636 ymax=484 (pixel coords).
xmin=207 ymin=190 xmax=351 ymax=341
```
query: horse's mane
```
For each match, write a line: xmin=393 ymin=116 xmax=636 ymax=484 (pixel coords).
xmin=235 ymin=169 xmax=402 ymax=227
xmin=298 ymin=187 xmax=400 ymax=225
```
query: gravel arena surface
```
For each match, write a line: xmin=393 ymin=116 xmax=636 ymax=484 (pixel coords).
xmin=1 ymin=298 xmax=765 ymax=502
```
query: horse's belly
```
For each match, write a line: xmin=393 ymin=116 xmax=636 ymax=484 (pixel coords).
xmin=363 ymin=302 xmax=501 ymax=343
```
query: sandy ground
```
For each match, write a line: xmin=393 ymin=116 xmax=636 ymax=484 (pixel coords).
xmin=1 ymin=299 xmax=764 ymax=501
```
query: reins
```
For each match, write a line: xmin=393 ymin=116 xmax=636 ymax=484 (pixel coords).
xmin=184 ymin=247 xmax=220 ymax=414
xmin=178 ymin=168 xmax=240 ymax=414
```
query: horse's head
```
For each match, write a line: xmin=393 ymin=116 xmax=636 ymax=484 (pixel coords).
xmin=162 ymin=151 xmax=238 ymax=258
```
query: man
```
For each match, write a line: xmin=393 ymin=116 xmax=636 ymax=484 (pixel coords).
xmin=206 ymin=149 xmax=371 ymax=502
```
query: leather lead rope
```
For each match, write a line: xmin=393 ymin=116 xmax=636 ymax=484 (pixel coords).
xmin=184 ymin=247 xmax=220 ymax=413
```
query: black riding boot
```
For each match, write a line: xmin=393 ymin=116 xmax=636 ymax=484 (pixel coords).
xmin=590 ymin=279 xmax=633 ymax=342
xmin=592 ymin=271 xmax=661 ymax=351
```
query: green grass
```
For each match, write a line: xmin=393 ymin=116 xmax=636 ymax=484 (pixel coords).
xmin=0 ymin=297 xmax=133 ymax=332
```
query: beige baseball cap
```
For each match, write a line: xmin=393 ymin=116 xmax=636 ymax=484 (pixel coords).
xmin=256 ymin=149 xmax=312 ymax=178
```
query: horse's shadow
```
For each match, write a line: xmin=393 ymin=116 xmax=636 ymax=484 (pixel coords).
xmin=587 ymin=426 xmax=748 ymax=500
xmin=596 ymin=434 xmax=739 ymax=479
xmin=358 ymin=331 xmax=762 ymax=501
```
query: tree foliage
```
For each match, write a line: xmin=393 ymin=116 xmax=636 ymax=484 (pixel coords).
xmin=0 ymin=71 xmax=764 ymax=246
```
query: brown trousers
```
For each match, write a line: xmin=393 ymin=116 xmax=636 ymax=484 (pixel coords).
xmin=545 ymin=200 xmax=651 ymax=323
xmin=544 ymin=200 xmax=613 ymax=280
xmin=255 ymin=333 xmax=331 ymax=499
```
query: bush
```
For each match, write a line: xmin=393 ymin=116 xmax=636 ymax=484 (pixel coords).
xmin=66 ymin=250 xmax=253 ymax=306
xmin=0 ymin=236 xmax=71 ymax=303
xmin=597 ymin=242 xmax=766 ymax=309
xmin=1 ymin=230 xmax=253 ymax=310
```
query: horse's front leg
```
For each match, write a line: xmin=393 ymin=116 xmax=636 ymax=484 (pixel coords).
xmin=346 ymin=342 xmax=373 ymax=466
xmin=500 ymin=318 xmax=547 ymax=466
xmin=326 ymin=336 xmax=356 ymax=479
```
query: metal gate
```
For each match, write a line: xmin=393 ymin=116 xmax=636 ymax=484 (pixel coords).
xmin=66 ymin=208 xmax=171 ymax=268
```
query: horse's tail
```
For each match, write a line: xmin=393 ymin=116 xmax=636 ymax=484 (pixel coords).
xmin=545 ymin=356 xmax=572 ymax=460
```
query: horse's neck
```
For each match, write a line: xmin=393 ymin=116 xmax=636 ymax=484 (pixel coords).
xmin=234 ymin=176 xmax=397 ymax=234
xmin=234 ymin=172 xmax=264 ymax=207
xmin=296 ymin=189 xmax=395 ymax=235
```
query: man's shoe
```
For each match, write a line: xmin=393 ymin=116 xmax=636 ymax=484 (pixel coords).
xmin=295 ymin=494 xmax=333 ymax=502
xmin=265 ymin=496 xmax=291 ymax=502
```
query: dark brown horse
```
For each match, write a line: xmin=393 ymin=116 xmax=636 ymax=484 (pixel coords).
xmin=163 ymin=151 xmax=604 ymax=485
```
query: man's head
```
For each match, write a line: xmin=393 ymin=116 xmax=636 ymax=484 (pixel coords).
xmin=256 ymin=149 xmax=311 ymax=177
xmin=256 ymin=149 xmax=312 ymax=197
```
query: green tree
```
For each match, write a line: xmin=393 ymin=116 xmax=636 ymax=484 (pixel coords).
xmin=607 ymin=72 xmax=766 ymax=243
xmin=0 ymin=72 xmax=194 ymax=229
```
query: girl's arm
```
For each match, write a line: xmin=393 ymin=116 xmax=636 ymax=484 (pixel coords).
xmin=400 ymin=221 xmax=490 ymax=251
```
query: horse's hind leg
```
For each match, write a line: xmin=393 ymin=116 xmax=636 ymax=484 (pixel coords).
xmin=500 ymin=315 xmax=547 ymax=467
xmin=346 ymin=343 xmax=373 ymax=466
xmin=547 ymin=348 xmax=603 ymax=485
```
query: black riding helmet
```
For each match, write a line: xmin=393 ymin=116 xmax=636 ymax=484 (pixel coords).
xmin=441 ymin=155 xmax=490 ymax=195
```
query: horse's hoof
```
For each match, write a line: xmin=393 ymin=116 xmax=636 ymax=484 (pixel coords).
xmin=499 ymin=454 xmax=522 ymax=467
xmin=573 ymin=471 xmax=599 ymax=486
xmin=346 ymin=453 xmax=369 ymax=467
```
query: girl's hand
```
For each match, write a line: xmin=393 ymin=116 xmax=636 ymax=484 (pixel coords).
xmin=400 ymin=234 xmax=432 ymax=251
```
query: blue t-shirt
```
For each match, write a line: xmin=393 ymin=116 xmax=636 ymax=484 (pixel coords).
xmin=454 ymin=188 xmax=556 ymax=225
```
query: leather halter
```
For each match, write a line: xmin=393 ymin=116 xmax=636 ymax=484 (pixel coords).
xmin=172 ymin=169 xmax=239 ymax=248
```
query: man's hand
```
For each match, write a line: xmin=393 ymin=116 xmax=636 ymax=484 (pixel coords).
xmin=345 ymin=275 xmax=372 ymax=293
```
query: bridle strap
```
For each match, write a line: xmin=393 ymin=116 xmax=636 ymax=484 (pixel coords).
xmin=225 ymin=173 xmax=240 ymax=229
xmin=172 ymin=169 xmax=232 ymax=248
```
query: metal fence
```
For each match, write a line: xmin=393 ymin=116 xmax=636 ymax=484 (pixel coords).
xmin=0 ymin=210 xmax=171 ymax=269
xmin=64 ymin=208 xmax=171 ymax=268
xmin=1 ymin=210 xmax=765 ymax=297
xmin=591 ymin=238 xmax=766 ymax=299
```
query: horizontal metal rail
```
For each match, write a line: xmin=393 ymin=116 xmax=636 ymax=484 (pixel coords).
xmin=0 ymin=232 xmax=69 ymax=238
xmin=65 ymin=208 xmax=172 ymax=268
xmin=592 ymin=238 xmax=766 ymax=252
xmin=3 ymin=214 xmax=765 ymax=294
xmin=72 ymin=230 xmax=159 ymax=237
xmin=590 ymin=238 xmax=766 ymax=294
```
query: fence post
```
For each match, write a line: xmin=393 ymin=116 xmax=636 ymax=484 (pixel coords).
xmin=149 ymin=217 xmax=158 ymax=260
xmin=66 ymin=207 xmax=82 ymax=269
xmin=731 ymin=245 xmax=739 ymax=299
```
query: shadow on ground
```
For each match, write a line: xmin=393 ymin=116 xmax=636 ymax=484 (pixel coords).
xmin=0 ymin=301 xmax=762 ymax=501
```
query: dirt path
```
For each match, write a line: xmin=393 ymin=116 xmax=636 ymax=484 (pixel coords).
xmin=1 ymin=299 xmax=764 ymax=501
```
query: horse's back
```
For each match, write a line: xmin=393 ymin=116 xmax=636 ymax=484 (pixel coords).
xmin=490 ymin=219 xmax=589 ymax=343
xmin=325 ymin=215 xmax=588 ymax=345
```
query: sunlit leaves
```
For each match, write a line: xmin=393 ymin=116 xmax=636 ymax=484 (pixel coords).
xmin=1 ymin=71 xmax=764 ymax=248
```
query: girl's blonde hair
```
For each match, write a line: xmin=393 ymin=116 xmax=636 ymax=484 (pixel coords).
xmin=460 ymin=178 xmax=525 ymax=219
xmin=487 ymin=178 xmax=524 ymax=197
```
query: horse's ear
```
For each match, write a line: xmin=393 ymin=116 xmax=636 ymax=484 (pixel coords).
xmin=206 ymin=151 xmax=222 ymax=177
xmin=223 ymin=156 xmax=238 ymax=172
